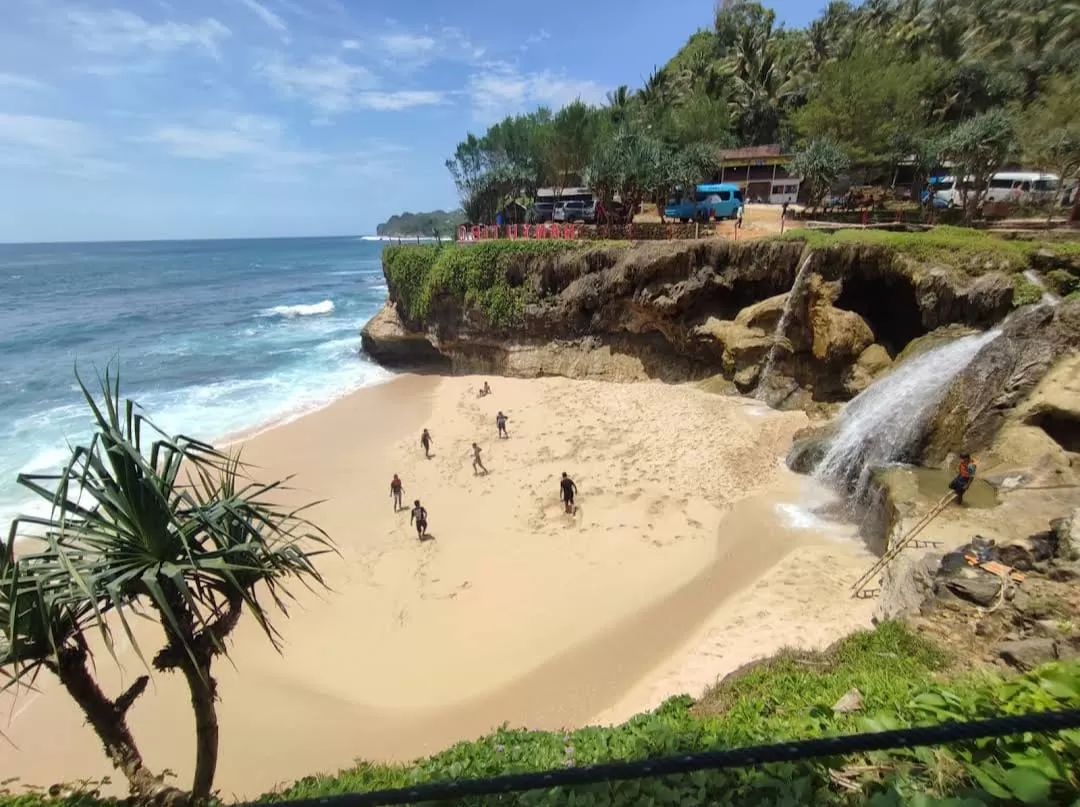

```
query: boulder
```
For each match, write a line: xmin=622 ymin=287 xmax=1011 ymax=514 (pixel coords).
xmin=786 ymin=423 xmax=835 ymax=474
xmin=876 ymin=553 xmax=942 ymax=620
xmin=843 ymin=343 xmax=893 ymax=396
xmin=360 ymin=303 xmax=450 ymax=369
xmin=995 ymin=638 xmax=1059 ymax=671
xmin=809 ymin=302 xmax=874 ymax=365
xmin=734 ymin=293 xmax=789 ymax=334
xmin=894 ymin=324 xmax=978 ymax=364
xmin=942 ymin=572 xmax=1002 ymax=607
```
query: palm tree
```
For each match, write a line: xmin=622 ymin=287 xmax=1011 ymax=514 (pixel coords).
xmin=3 ymin=366 xmax=331 ymax=804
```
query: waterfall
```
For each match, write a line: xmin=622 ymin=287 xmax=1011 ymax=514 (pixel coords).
xmin=812 ymin=327 xmax=1002 ymax=501
xmin=754 ymin=250 xmax=814 ymax=397
xmin=1022 ymin=269 xmax=1061 ymax=307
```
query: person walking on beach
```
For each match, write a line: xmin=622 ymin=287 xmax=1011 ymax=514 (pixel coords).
xmin=390 ymin=474 xmax=404 ymax=512
xmin=496 ymin=411 xmax=509 ymax=439
xmin=472 ymin=442 xmax=488 ymax=475
xmin=410 ymin=499 xmax=428 ymax=540
xmin=949 ymin=453 xmax=977 ymax=505
xmin=560 ymin=472 xmax=578 ymax=514
xmin=421 ymin=428 xmax=433 ymax=459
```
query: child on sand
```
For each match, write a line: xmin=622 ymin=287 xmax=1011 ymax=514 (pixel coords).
xmin=390 ymin=474 xmax=404 ymax=511
xmin=472 ymin=442 xmax=488 ymax=475
xmin=409 ymin=499 xmax=428 ymax=540
xmin=496 ymin=411 xmax=508 ymax=439
xmin=478 ymin=381 xmax=491 ymax=397
xmin=560 ymin=472 xmax=577 ymax=514
xmin=421 ymin=428 xmax=433 ymax=458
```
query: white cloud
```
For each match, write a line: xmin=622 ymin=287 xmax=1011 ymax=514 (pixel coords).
xmin=467 ymin=63 xmax=604 ymax=122
xmin=379 ymin=33 xmax=436 ymax=57
xmin=235 ymin=0 xmax=288 ymax=35
xmin=520 ymin=29 xmax=551 ymax=51
xmin=258 ymin=54 xmax=377 ymax=114
xmin=258 ymin=54 xmax=445 ymax=113
xmin=141 ymin=114 xmax=403 ymax=179
xmin=342 ymin=39 xmax=360 ymax=50
xmin=354 ymin=90 xmax=446 ymax=110
xmin=0 ymin=113 xmax=121 ymax=178
xmin=0 ymin=73 xmax=49 ymax=92
xmin=0 ymin=113 xmax=94 ymax=153
xmin=63 ymin=9 xmax=231 ymax=57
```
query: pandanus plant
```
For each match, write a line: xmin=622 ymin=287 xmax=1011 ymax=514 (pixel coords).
xmin=1 ymin=366 xmax=332 ymax=804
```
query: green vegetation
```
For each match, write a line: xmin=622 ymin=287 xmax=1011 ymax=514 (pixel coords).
xmin=446 ymin=0 xmax=1080 ymax=225
xmin=791 ymin=138 xmax=850 ymax=210
xmin=384 ymin=241 xmax=592 ymax=327
xmin=375 ymin=209 xmax=466 ymax=237
xmin=7 ymin=624 xmax=1079 ymax=806
xmin=1046 ymin=268 xmax=1080 ymax=296
xmin=1013 ymin=275 xmax=1046 ymax=307
xmin=1 ymin=369 xmax=330 ymax=805
xmin=777 ymin=226 xmax=1080 ymax=274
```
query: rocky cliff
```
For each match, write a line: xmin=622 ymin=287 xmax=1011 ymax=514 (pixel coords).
xmin=361 ymin=238 xmax=1018 ymax=405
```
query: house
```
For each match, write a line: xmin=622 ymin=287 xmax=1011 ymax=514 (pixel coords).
xmin=713 ymin=145 xmax=801 ymax=205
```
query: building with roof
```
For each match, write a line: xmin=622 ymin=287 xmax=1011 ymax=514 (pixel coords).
xmin=712 ymin=145 xmax=801 ymax=204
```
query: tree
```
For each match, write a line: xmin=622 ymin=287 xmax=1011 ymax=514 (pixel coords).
xmin=545 ymin=101 xmax=597 ymax=203
xmin=2 ymin=367 xmax=331 ymax=804
xmin=670 ymin=91 xmax=734 ymax=148
xmin=794 ymin=45 xmax=936 ymax=172
xmin=790 ymin=137 xmax=850 ymax=210
xmin=938 ymin=108 xmax=1016 ymax=220
xmin=1022 ymin=71 xmax=1080 ymax=223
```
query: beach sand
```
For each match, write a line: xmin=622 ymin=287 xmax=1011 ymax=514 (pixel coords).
xmin=1 ymin=373 xmax=873 ymax=799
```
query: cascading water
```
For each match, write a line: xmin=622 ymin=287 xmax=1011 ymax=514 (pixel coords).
xmin=1022 ymin=269 xmax=1061 ymax=307
xmin=812 ymin=327 xmax=1002 ymax=501
xmin=754 ymin=250 xmax=814 ymax=397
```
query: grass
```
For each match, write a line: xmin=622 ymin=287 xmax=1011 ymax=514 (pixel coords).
xmin=5 ymin=623 xmax=1079 ymax=807
xmin=776 ymin=225 xmax=1080 ymax=274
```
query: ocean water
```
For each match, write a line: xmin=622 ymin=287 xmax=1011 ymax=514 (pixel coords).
xmin=0 ymin=236 xmax=390 ymax=535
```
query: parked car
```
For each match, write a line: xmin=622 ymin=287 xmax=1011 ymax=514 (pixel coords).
xmin=554 ymin=200 xmax=590 ymax=223
xmin=526 ymin=202 xmax=555 ymax=223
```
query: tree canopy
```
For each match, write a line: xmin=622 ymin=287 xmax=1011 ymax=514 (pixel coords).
xmin=445 ymin=0 xmax=1080 ymax=221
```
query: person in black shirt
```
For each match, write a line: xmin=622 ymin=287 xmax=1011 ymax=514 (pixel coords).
xmin=410 ymin=499 xmax=428 ymax=540
xmin=496 ymin=411 xmax=508 ymax=439
xmin=420 ymin=428 xmax=433 ymax=458
xmin=560 ymin=472 xmax=577 ymax=514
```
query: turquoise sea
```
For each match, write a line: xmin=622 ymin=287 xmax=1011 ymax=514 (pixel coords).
xmin=0 ymin=236 xmax=390 ymax=535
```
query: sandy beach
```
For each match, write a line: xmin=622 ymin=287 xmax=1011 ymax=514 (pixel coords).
xmin=1 ymin=373 xmax=874 ymax=799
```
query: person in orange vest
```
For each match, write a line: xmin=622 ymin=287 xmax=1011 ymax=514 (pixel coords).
xmin=949 ymin=453 xmax=976 ymax=504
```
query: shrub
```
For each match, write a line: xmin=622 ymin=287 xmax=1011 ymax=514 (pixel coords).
xmin=383 ymin=241 xmax=588 ymax=327
xmin=1046 ymin=268 xmax=1080 ymax=296
xmin=1012 ymin=275 xmax=1045 ymax=307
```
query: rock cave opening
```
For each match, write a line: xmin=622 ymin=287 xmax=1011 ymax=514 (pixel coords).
xmin=1026 ymin=408 xmax=1080 ymax=453
xmin=834 ymin=272 xmax=925 ymax=356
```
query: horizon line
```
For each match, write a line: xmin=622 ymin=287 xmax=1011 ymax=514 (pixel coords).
xmin=0 ymin=233 xmax=380 ymax=247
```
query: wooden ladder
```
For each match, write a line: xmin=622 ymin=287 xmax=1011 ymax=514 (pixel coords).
xmin=851 ymin=492 xmax=956 ymax=598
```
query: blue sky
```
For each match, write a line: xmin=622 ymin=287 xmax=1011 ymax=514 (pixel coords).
xmin=0 ymin=0 xmax=827 ymax=242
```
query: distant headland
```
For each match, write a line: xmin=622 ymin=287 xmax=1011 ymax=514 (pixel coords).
xmin=375 ymin=209 xmax=466 ymax=237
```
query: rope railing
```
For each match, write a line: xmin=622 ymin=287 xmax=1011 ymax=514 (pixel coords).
xmin=261 ymin=708 xmax=1080 ymax=807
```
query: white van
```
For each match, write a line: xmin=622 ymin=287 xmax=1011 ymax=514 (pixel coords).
xmin=984 ymin=172 xmax=1061 ymax=204
xmin=768 ymin=180 xmax=801 ymax=205
xmin=930 ymin=172 xmax=1061 ymax=207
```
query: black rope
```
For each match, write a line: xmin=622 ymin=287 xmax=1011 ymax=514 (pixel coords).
xmin=265 ymin=708 xmax=1080 ymax=807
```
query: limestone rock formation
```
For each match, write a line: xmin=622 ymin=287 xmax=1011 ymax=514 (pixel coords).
xmin=362 ymin=238 xmax=1035 ymax=405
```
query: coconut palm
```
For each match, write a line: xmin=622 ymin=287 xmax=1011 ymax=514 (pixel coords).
xmin=4 ymin=366 xmax=331 ymax=804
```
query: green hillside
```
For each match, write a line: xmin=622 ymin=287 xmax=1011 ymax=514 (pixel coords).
xmin=375 ymin=209 xmax=466 ymax=237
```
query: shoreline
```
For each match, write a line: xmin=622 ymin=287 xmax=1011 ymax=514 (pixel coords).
xmin=0 ymin=371 xmax=873 ymax=798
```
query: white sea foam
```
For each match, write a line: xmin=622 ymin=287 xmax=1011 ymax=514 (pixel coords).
xmin=260 ymin=299 xmax=335 ymax=318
